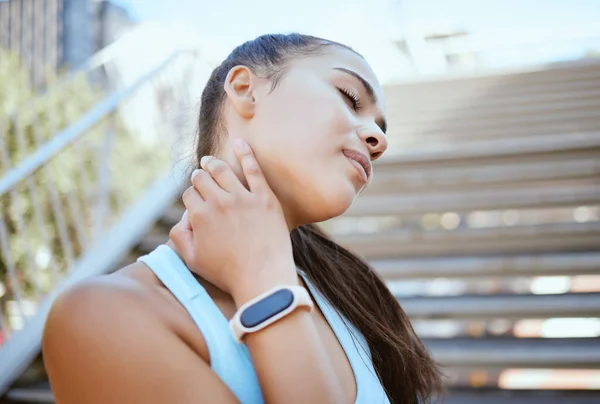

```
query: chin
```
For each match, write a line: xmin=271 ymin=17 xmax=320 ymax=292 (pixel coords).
xmin=303 ymin=186 xmax=357 ymax=223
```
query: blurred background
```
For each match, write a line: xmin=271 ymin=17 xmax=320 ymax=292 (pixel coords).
xmin=1 ymin=0 xmax=599 ymax=402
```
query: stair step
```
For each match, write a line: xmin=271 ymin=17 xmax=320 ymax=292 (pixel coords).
xmin=337 ymin=221 xmax=600 ymax=259
xmin=378 ymin=131 xmax=600 ymax=165
xmin=394 ymin=106 xmax=600 ymax=132
xmin=388 ymin=76 xmax=600 ymax=105
xmin=369 ymin=157 xmax=600 ymax=193
xmin=371 ymin=252 xmax=600 ymax=279
xmin=440 ymin=389 xmax=600 ymax=404
xmin=424 ymin=337 xmax=600 ymax=368
xmin=386 ymin=62 xmax=600 ymax=100
xmin=389 ymin=86 xmax=600 ymax=116
xmin=349 ymin=179 xmax=600 ymax=216
xmin=391 ymin=123 xmax=600 ymax=145
xmin=399 ymin=292 xmax=600 ymax=319
xmin=388 ymin=120 xmax=600 ymax=144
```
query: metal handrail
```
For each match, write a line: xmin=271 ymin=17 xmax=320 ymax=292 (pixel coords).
xmin=0 ymin=48 xmax=201 ymax=393
xmin=6 ymin=23 xmax=196 ymax=116
xmin=0 ymin=164 xmax=186 ymax=394
xmin=0 ymin=52 xmax=180 ymax=197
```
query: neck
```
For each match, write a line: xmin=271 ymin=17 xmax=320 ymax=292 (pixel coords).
xmin=214 ymin=142 xmax=302 ymax=232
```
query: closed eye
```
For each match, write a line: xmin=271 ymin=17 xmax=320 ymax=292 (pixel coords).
xmin=338 ymin=87 xmax=362 ymax=111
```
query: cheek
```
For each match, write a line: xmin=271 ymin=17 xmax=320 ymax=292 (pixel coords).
xmin=266 ymin=147 xmax=358 ymax=222
xmin=253 ymin=75 xmax=352 ymax=152
xmin=252 ymin=91 xmax=344 ymax=175
xmin=260 ymin=99 xmax=340 ymax=148
xmin=249 ymin=85 xmax=358 ymax=220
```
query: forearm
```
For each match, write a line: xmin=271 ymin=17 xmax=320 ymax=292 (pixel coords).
xmin=233 ymin=275 xmax=345 ymax=404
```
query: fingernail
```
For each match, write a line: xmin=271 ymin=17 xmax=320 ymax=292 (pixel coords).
xmin=235 ymin=138 xmax=250 ymax=153
xmin=200 ymin=155 xmax=212 ymax=167
xmin=190 ymin=168 xmax=201 ymax=182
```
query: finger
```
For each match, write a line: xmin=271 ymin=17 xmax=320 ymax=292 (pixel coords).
xmin=182 ymin=185 xmax=205 ymax=211
xmin=233 ymin=139 xmax=270 ymax=194
xmin=169 ymin=210 xmax=194 ymax=265
xmin=200 ymin=156 xmax=245 ymax=193
xmin=190 ymin=168 xmax=226 ymax=200
xmin=181 ymin=209 xmax=193 ymax=232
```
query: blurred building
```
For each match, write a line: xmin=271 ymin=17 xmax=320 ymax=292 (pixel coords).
xmin=0 ymin=0 xmax=135 ymax=88
xmin=92 ymin=0 xmax=137 ymax=52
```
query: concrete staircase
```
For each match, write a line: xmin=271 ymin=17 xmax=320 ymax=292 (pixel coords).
xmin=3 ymin=58 xmax=600 ymax=403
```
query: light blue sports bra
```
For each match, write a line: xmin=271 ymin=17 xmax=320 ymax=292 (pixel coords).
xmin=137 ymin=244 xmax=390 ymax=404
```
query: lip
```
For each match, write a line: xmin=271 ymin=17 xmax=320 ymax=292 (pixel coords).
xmin=343 ymin=149 xmax=371 ymax=184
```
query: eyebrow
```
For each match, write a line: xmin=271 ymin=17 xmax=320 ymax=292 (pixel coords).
xmin=333 ymin=67 xmax=387 ymax=134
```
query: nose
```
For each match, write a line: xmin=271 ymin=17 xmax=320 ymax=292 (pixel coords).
xmin=359 ymin=124 xmax=388 ymax=161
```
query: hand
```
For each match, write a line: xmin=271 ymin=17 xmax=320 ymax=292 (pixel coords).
xmin=169 ymin=139 xmax=299 ymax=306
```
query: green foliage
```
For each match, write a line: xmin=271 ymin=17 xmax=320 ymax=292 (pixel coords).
xmin=0 ymin=52 xmax=33 ymax=112
xmin=0 ymin=48 xmax=173 ymax=322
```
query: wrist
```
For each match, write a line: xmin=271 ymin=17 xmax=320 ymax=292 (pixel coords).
xmin=229 ymin=284 xmax=315 ymax=343
xmin=231 ymin=264 xmax=300 ymax=308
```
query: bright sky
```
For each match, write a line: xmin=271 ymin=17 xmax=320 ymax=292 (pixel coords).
xmin=111 ymin=0 xmax=600 ymax=80
xmin=115 ymin=0 xmax=600 ymax=38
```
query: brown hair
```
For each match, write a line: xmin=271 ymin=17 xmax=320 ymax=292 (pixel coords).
xmin=194 ymin=33 xmax=442 ymax=403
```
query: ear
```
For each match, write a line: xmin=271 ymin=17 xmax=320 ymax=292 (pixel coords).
xmin=223 ymin=65 xmax=256 ymax=119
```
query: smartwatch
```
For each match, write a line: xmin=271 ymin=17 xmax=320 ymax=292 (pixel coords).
xmin=230 ymin=285 xmax=314 ymax=343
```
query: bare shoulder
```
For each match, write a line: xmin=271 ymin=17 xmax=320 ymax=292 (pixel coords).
xmin=47 ymin=266 xmax=157 ymax=321
xmin=42 ymin=265 xmax=238 ymax=404
xmin=44 ymin=265 xmax=169 ymax=349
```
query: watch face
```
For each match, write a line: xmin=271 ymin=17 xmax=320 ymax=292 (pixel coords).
xmin=240 ymin=289 xmax=294 ymax=328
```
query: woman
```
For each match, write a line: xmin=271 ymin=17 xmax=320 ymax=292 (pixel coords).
xmin=42 ymin=33 xmax=442 ymax=403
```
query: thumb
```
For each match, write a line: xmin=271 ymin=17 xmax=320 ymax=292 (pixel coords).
xmin=169 ymin=210 xmax=194 ymax=264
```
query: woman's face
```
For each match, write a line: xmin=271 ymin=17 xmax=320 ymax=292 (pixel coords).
xmin=220 ymin=46 xmax=388 ymax=227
